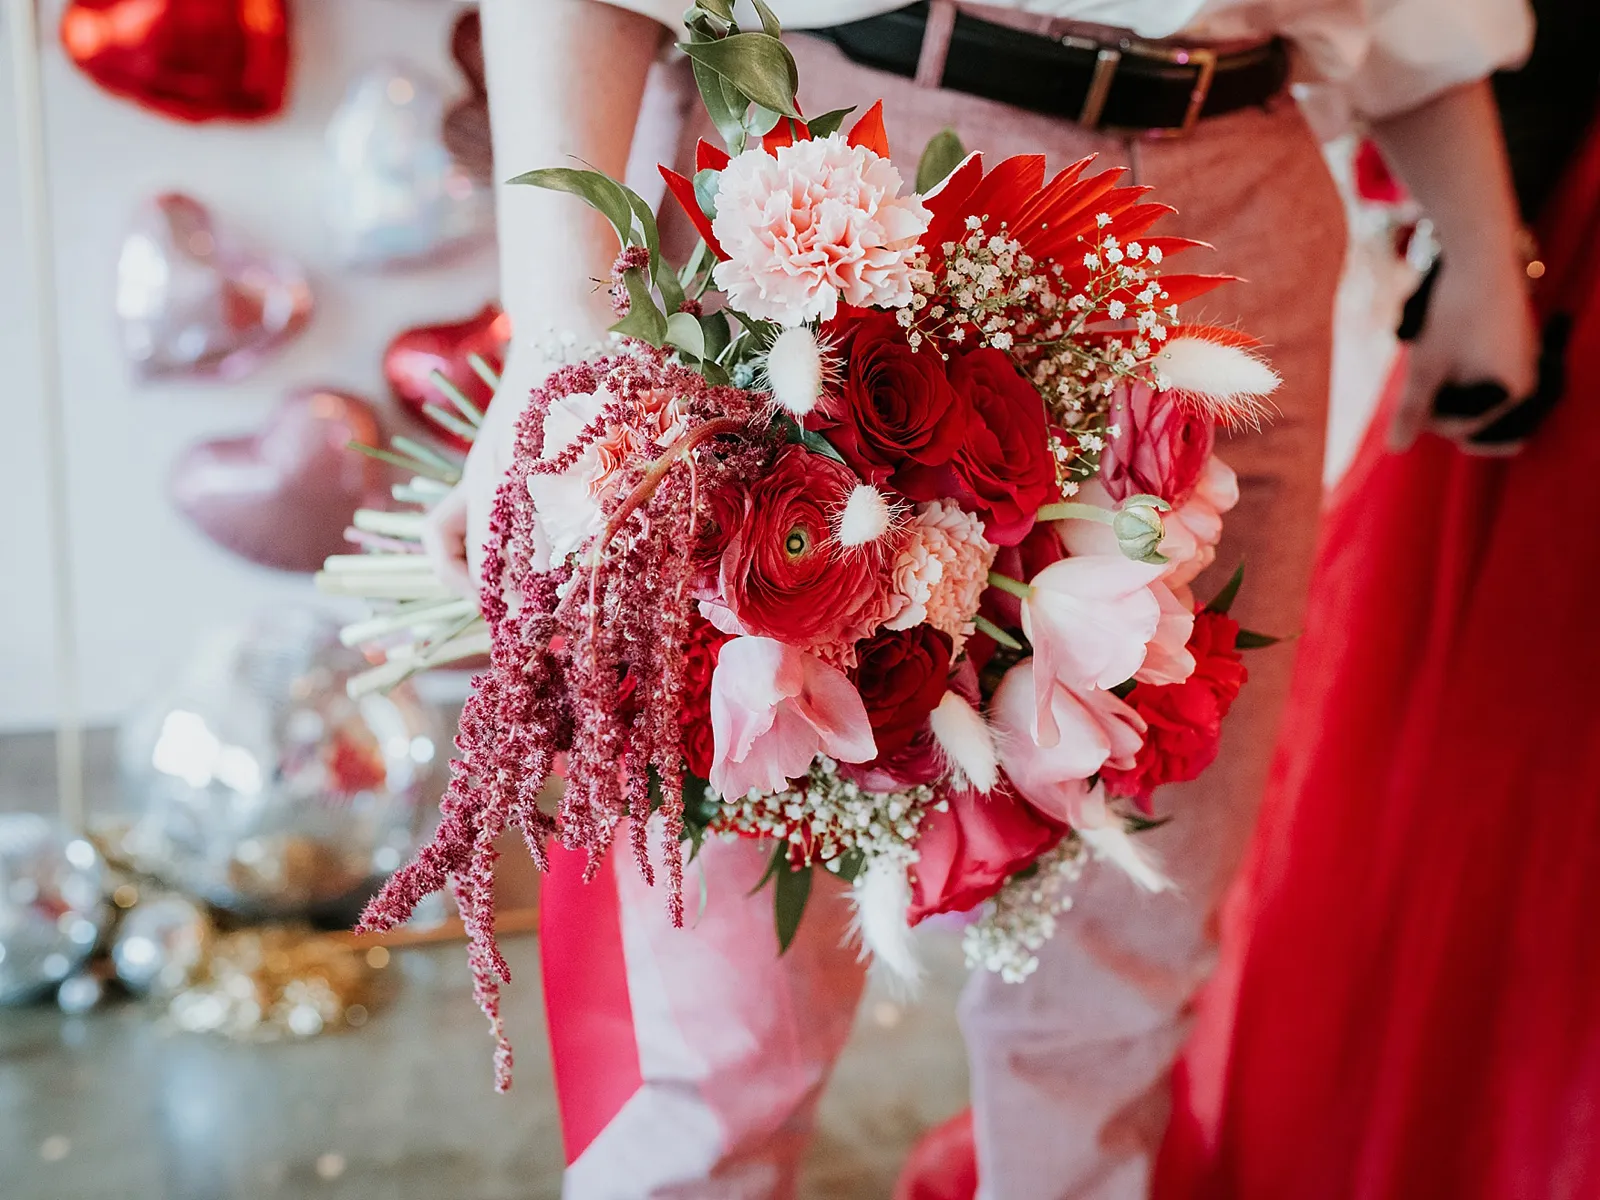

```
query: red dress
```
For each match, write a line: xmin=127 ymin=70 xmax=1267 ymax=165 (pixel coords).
xmin=1154 ymin=121 xmax=1600 ymax=1200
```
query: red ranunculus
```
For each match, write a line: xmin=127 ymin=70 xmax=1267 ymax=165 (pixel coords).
xmin=680 ymin=614 xmax=731 ymax=780
xmin=907 ymin=782 xmax=1069 ymax=923
xmin=1101 ymin=609 xmax=1247 ymax=806
xmin=1100 ymin=382 xmax=1215 ymax=506
xmin=810 ymin=309 xmax=969 ymax=498
xmin=948 ymin=348 xmax=1056 ymax=546
xmin=850 ymin=625 xmax=953 ymax=760
xmin=720 ymin=445 xmax=898 ymax=654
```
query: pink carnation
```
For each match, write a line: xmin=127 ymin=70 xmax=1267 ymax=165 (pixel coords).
xmin=884 ymin=499 xmax=998 ymax=653
xmin=711 ymin=135 xmax=931 ymax=327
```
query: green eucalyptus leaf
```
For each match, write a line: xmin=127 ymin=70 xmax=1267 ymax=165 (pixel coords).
xmin=681 ymin=33 xmax=800 ymax=119
xmin=691 ymin=0 xmax=735 ymax=21
xmin=510 ymin=167 xmax=635 ymax=249
xmin=749 ymin=0 xmax=783 ymax=38
xmin=692 ymin=168 xmax=721 ymax=221
xmin=699 ymin=359 xmax=732 ymax=387
xmin=1205 ymin=563 xmax=1246 ymax=615
xmin=611 ymin=268 xmax=668 ymax=346
xmin=804 ymin=106 xmax=855 ymax=138
xmin=699 ymin=309 xmax=732 ymax=363
xmin=773 ymin=860 xmax=813 ymax=953
xmin=666 ymin=311 xmax=707 ymax=360
xmin=916 ymin=128 xmax=967 ymax=194
xmin=745 ymin=104 xmax=782 ymax=137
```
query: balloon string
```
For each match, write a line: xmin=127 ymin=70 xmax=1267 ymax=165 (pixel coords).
xmin=9 ymin=0 xmax=84 ymax=831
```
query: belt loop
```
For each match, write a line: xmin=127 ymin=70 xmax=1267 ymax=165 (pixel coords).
xmin=915 ymin=0 xmax=958 ymax=88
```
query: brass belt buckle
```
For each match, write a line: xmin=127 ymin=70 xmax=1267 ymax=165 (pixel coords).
xmin=1064 ymin=35 xmax=1218 ymax=138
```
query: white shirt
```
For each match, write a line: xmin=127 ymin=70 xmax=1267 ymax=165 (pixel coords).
xmin=607 ymin=0 xmax=1533 ymax=118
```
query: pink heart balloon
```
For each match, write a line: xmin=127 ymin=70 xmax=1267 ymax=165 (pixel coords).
xmin=118 ymin=192 xmax=312 ymax=381
xmin=170 ymin=389 xmax=389 ymax=573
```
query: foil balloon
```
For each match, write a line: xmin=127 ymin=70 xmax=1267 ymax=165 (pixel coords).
xmin=0 ymin=814 xmax=111 ymax=1005
xmin=325 ymin=62 xmax=493 ymax=269
xmin=442 ymin=9 xmax=492 ymax=186
xmin=384 ymin=303 xmax=510 ymax=451
xmin=60 ymin=0 xmax=291 ymax=123
xmin=169 ymin=387 xmax=389 ymax=573
xmin=111 ymin=892 xmax=211 ymax=997
xmin=109 ymin=608 xmax=442 ymax=922
xmin=118 ymin=193 xmax=313 ymax=382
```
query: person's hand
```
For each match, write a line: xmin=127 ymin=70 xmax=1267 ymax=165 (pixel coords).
xmin=420 ymin=346 xmax=551 ymax=600
xmin=1388 ymin=250 xmax=1540 ymax=454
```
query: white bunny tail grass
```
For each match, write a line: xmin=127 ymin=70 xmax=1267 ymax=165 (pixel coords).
xmin=1156 ymin=332 xmax=1280 ymax=429
xmin=836 ymin=484 xmax=895 ymax=547
xmin=761 ymin=326 xmax=834 ymax=417
xmin=928 ymin=691 xmax=999 ymax=793
xmin=1079 ymin=822 xmax=1175 ymax=894
xmin=850 ymin=855 xmax=923 ymax=992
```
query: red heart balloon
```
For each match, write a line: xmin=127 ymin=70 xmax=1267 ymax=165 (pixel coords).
xmin=170 ymin=389 xmax=390 ymax=573
xmin=383 ymin=304 xmax=511 ymax=452
xmin=61 ymin=0 xmax=291 ymax=124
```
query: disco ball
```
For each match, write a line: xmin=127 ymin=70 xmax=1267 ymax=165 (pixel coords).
xmin=111 ymin=608 xmax=444 ymax=921
xmin=0 ymin=814 xmax=111 ymax=1005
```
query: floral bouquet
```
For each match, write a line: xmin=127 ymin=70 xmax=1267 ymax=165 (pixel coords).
xmin=325 ymin=1 xmax=1281 ymax=1087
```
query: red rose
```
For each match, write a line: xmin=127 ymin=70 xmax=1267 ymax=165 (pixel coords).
xmin=1100 ymin=382 xmax=1215 ymax=506
xmin=849 ymin=625 xmax=953 ymax=760
xmin=1101 ymin=610 xmax=1247 ymax=805
xmin=720 ymin=445 xmax=898 ymax=653
xmin=680 ymin=614 xmax=731 ymax=780
xmin=948 ymin=348 xmax=1056 ymax=546
xmin=809 ymin=310 xmax=968 ymax=498
xmin=906 ymin=782 xmax=1069 ymax=923
xmin=839 ymin=726 xmax=947 ymax=791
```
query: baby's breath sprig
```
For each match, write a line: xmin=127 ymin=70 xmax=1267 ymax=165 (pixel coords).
xmin=908 ymin=214 xmax=1181 ymax=494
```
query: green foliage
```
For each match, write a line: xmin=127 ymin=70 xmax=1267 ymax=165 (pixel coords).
xmin=1235 ymin=629 xmax=1283 ymax=650
xmin=775 ymin=414 xmax=846 ymax=465
xmin=1205 ymin=563 xmax=1246 ymax=615
xmin=681 ymin=33 xmax=800 ymax=120
xmin=916 ymin=128 xmax=967 ymax=194
xmin=805 ymin=107 xmax=855 ymax=138
xmin=773 ymin=859 xmax=813 ymax=953
xmin=612 ymin=268 xmax=667 ymax=346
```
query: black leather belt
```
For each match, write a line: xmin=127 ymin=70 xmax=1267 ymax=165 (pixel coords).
xmin=813 ymin=2 xmax=1290 ymax=136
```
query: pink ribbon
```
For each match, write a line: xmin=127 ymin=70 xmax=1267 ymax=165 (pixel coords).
xmin=539 ymin=843 xmax=644 ymax=1165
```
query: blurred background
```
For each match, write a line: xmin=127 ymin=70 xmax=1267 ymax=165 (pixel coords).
xmin=0 ymin=2 xmax=1418 ymax=1197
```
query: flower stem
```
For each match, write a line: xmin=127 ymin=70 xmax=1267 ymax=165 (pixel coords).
xmin=986 ymin=570 xmax=1034 ymax=600
xmin=1036 ymin=501 xmax=1113 ymax=524
xmin=973 ymin=614 xmax=1025 ymax=652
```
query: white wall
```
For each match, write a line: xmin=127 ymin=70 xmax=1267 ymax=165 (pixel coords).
xmin=0 ymin=0 xmax=498 ymax=731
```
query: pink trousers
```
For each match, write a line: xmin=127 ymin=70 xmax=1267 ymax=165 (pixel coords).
xmin=553 ymin=34 xmax=1346 ymax=1199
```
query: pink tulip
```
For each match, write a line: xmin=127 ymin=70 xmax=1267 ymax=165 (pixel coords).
xmin=1136 ymin=581 xmax=1197 ymax=685
xmin=1160 ymin=455 xmax=1238 ymax=588
xmin=709 ymin=636 xmax=877 ymax=800
xmin=1020 ymin=555 xmax=1164 ymax=745
xmin=991 ymin=660 xmax=1146 ymax=825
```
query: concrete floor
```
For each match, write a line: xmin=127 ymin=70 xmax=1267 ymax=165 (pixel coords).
xmin=1 ymin=730 xmax=971 ymax=1199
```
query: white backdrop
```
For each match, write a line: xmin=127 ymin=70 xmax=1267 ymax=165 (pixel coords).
xmin=0 ymin=0 xmax=501 ymax=731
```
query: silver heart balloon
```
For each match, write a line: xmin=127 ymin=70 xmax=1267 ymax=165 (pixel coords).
xmin=325 ymin=61 xmax=493 ymax=269
xmin=118 ymin=193 xmax=313 ymax=381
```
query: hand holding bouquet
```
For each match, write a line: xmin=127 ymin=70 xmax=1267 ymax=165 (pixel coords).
xmin=324 ymin=1 xmax=1282 ymax=1088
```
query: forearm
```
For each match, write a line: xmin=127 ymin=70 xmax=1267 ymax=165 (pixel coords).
xmin=1368 ymin=79 xmax=1524 ymax=276
xmin=481 ymin=0 xmax=667 ymax=360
